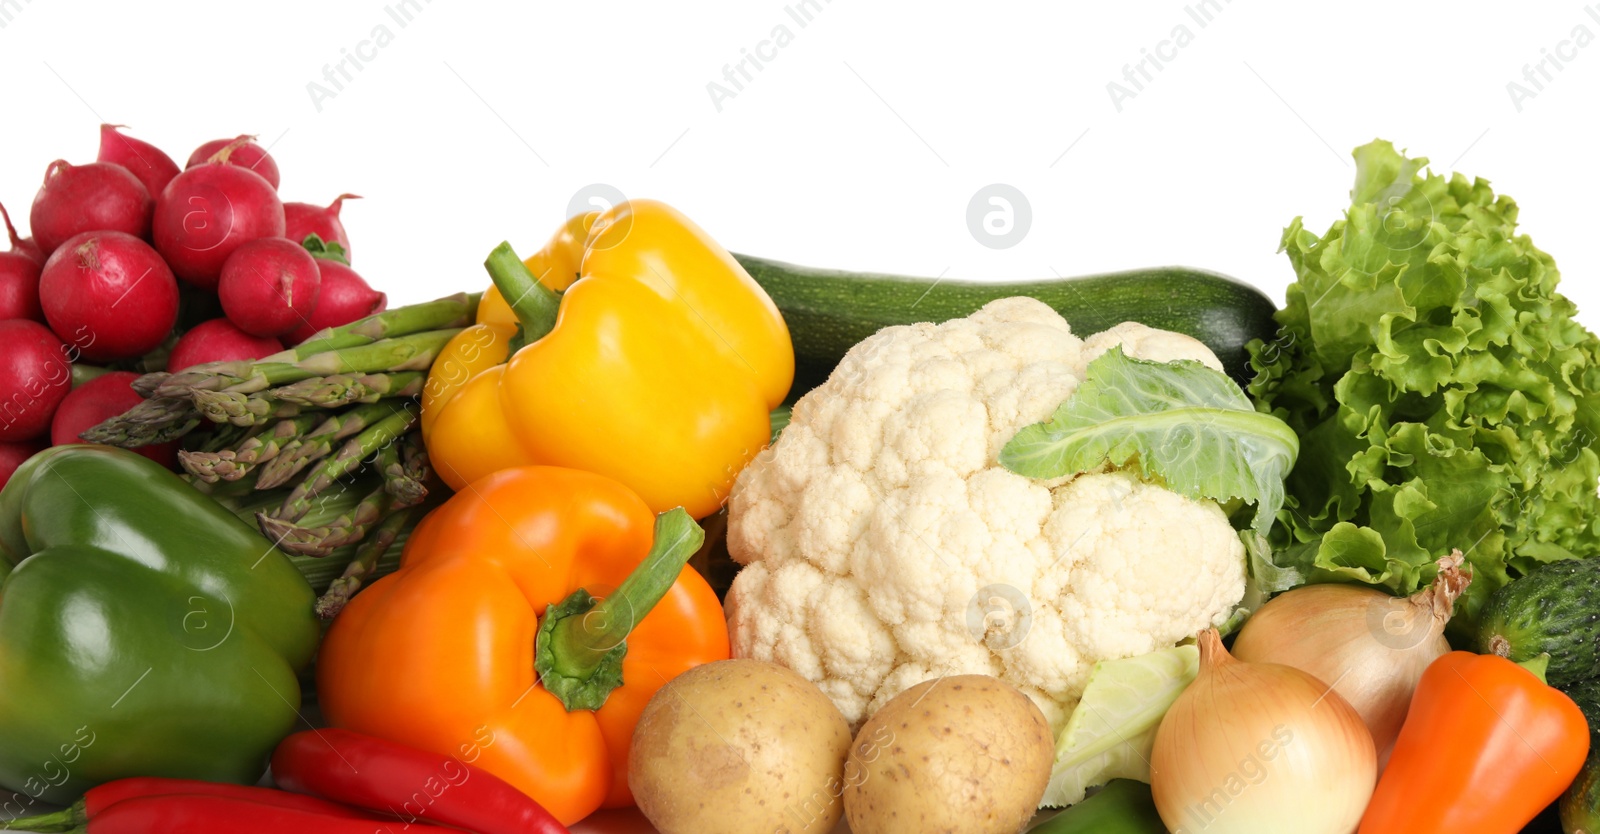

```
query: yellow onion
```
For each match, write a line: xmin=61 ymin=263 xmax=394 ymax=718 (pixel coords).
xmin=1230 ymin=551 xmax=1468 ymax=765
xmin=1150 ymin=629 xmax=1374 ymax=834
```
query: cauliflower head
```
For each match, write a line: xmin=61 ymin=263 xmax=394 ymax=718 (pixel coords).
xmin=725 ymin=297 xmax=1246 ymax=731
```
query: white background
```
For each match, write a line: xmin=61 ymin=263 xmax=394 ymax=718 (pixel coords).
xmin=3 ymin=1 xmax=1599 ymax=316
xmin=4 ymin=2 xmax=1599 ymax=832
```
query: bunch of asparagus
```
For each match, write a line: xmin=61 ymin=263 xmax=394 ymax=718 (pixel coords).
xmin=85 ymin=292 xmax=479 ymax=617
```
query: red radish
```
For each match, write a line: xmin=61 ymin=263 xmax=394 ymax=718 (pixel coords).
xmin=218 ymin=237 xmax=321 ymax=337
xmin=2 ymin=202 xmax=45 ymax=264
xmin=0 ymin=204 xmax=43 ymax=321
xmin=187 ymin=135 xmax=280 ymax=190
xmin=153 ymin=142 xmax=285 ymax=288
xmin=285 ymin=259 xmax=386 ymax=344
xmin=50 ymin=371 xmax=178 ymax=467
xmin=168 ymin=318 xmax=282 ymax=372
xmin=39 ymin=231 xmax=179 ymax=362
xmin=0 ymin=320 xmax=73 ymax=442
xmin=0 ymin=438 xmax=47 ymax=490
xmin=97 ymin=124 xmax=181 ymax=199
xmin=284 ymin=194 xmax=359 ymax=258
xmin=28 ymin=160 xmax=154 ymax=256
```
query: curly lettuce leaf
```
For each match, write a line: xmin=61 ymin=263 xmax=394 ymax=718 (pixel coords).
xmin=1249 ymin=139 xmax=1600 ymax=628
xmin=1000 ymin=347 xmax=1299 ymax=539
xmin=1041 ymin=644 xmax=1199 ymax=808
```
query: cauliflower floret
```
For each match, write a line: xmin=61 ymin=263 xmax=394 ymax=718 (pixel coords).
xmin=726 ymin=298 xmax=1246 ymax=731
xmin=1081 ymin=321 xmax=1224 ymax=372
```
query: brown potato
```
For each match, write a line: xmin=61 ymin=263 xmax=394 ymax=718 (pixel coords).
xmin=843 ymin=675 xmax=1053 ymax=834
xmin=628 ymin=659 xmax=852 ymax=834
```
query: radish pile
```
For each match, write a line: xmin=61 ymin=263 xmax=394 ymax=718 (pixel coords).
xmin=0 ymin=125 xmax=387 ymax=488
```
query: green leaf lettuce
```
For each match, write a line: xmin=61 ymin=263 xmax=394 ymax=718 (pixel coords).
xmin=1248 ymin=139 xmax=1600 ymax=627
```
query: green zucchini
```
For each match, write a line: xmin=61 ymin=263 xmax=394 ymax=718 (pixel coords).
xmin=1473 ymin=559 xmax=1600 ymax=687
xmin=734 ymin=255 xmax=1281 ymax=399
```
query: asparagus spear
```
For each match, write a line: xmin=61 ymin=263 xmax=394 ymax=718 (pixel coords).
xmin=79 ymin=397 xmax=200 ymax=448
xmin=268 ymin=405 xmax=419 ymax=523
xmin=177 ymin=421 xmax=260 ymax=456
xmin=179 ymin=414 xmax=322 ymax=482
xmin=270 ymin=372 xmax=425 ymax=408
xmin=287 ymin=292 xmax=480 ymax=358
xmin=154 ymin=329 xmax=461 ymax=400
xmin=267 ymin=442 xmax=430 ymax=560
xmin=258 ymin=481 xmax=391 ymax=558
xmin=378 ymin=433 xmax=427 ymax=507
xmin=192 ymin=390 xmax=304 ymax=427
xmin=314 ymin=508 xmax=415 ymax=619
xmin=129 ymin=372 xmax=168 ymax=398
xmin=255 ymin=402 xmax=407 ymax=490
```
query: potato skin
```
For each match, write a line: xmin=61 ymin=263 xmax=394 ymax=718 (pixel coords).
xmin=843 ymin=675 xmax=1053 ymax=834
xmin=628 ymin=659 xmax=852 ymax=834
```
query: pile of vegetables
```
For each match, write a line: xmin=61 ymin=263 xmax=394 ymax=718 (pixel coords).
xmin=5 ymin=125 xmax=1600 ymax=834
xmin=0 ymin=125 xmax=400 ymax=599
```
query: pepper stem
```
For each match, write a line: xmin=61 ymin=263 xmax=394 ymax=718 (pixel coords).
xmin=534 ymin=508 xmax=705 ymax=712
xmin=1516 ymin=652 xmax=1552 ymax=685
xmin=0 ymin=797 xmax=86 ymax=831
xmin=485 ymin=242 xmax=561 ymax=342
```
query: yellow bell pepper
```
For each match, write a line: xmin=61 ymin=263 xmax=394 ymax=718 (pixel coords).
xmin=422 ymin=200 xmax=793 ymax=518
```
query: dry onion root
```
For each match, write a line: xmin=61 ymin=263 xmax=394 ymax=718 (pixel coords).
xmin=1230 ymin=551 xmax=1469 ymax=765
xmin=1151 ymin=629 xmax=1375 ymax=834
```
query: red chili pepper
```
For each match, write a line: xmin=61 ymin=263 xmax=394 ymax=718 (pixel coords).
xmin=0 ymin=777 xmax=382 ymax=832
xmin=83 ymin=794 xmax=456 ymax=834
xmin=272 ymin=729 xmax=569 ymax=834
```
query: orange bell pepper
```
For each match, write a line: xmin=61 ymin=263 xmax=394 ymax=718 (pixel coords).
xmin=1359 ymin=652 xmax=1590 ymax=834
xmin=314 ymin=466 xmax=729 ymax=825
xmin=421 ymin=200 xmax=793 ymax=519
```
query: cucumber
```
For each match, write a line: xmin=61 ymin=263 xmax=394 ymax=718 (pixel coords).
xmin=1474 ymin=559 xmax=1600 ymax=687
xmin=1564 ymin=677 xmax=1600 ymax=729
xmin=1556 ymin=679 xmax=1600 ymax=832
xmin=1562 ymin=741 xmax=1600 ymax=834
xmin=734 ymin=255 xmax=1281 ymax=398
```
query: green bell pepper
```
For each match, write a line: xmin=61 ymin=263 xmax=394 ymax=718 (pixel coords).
xmin=0 ymin=445 xmax=319 ymax=808
xmin=1030 ymin=780 xmax=1168 ymax=834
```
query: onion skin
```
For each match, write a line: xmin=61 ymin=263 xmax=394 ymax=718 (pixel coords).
xmin=1151 ymin=630 xmax=1375 ymax=834
xmin=1230 ymin=554 xmax=1467 ymax=765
